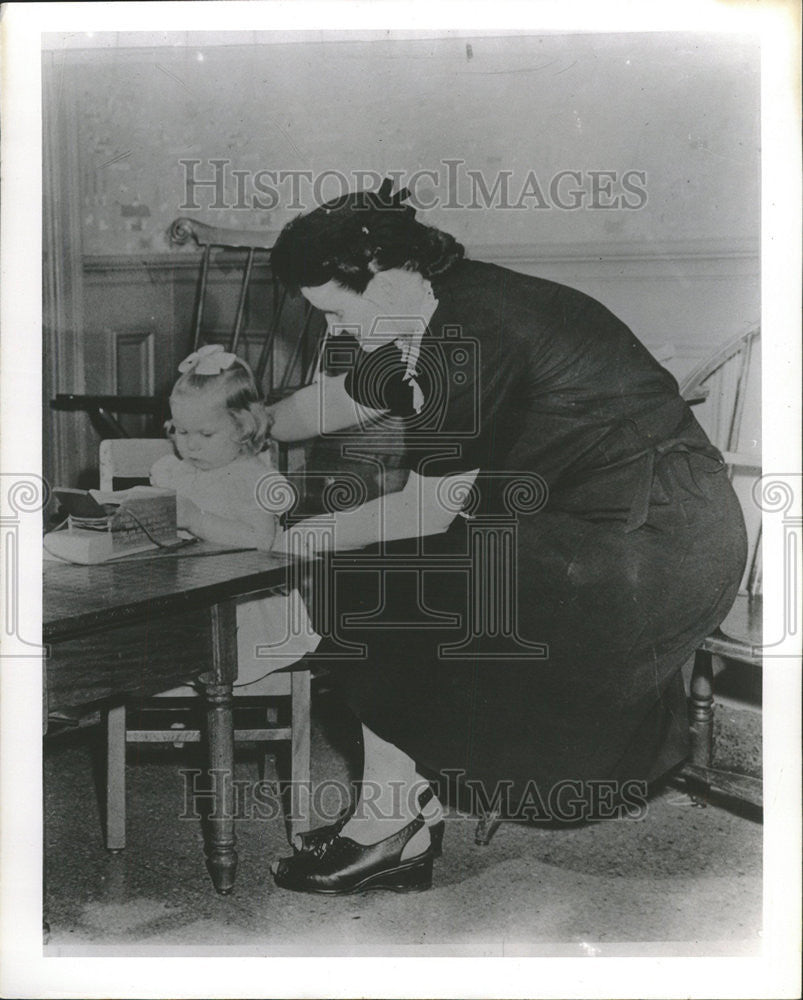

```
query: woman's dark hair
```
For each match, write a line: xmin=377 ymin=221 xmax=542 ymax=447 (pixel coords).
xmin=270 ymin=178 xmax=464 ymax=294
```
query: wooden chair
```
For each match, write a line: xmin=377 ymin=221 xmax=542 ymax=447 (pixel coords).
xmin=475 ymin=327 xmax=763 ymax=845
xmin=678 ymin=327 xmax=763 ymax=810
xmin=100 ymin=437 xmax=312 ymax=850
xmin=52 ymin=218 xmax=328 ymax=440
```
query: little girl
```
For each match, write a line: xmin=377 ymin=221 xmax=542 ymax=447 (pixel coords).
xmin=151 ymin=343 xmax=319 ymax=685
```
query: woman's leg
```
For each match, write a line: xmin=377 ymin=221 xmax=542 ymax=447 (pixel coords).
xmin=336 ymin=724 xmax=441 ymax=857
xmin=271 ymin=722 xmax=444 ymax=889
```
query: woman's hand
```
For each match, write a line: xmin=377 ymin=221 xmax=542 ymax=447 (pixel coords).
xmin=176 ymin=496 xmax=278 ymax=550
xmin=272 ymin=523 xmax=332 ymax=557
xmin=272 ymin=468 xmax=479 ymax=553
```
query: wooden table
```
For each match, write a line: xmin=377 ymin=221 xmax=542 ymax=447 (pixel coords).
xmin=44 ymin=547 xmax=293 ymax=894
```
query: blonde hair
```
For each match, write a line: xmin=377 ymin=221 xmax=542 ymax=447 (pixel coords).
xmin=168 ymin=357 xmax=270 ymax=455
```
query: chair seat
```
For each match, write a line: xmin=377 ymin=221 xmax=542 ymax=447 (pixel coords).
xmin=700 ymin=594 xmax=762 ymax=666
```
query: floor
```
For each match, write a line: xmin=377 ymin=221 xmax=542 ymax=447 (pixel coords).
xmin=43 ymin=671 xmax=763 ymax=957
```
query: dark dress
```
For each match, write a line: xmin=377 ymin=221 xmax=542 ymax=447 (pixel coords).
xmin=311 ymin=259 xmax=746 ymax=817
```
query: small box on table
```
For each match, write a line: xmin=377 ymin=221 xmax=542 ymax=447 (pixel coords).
xmin=45 ymin=486 xmax=179 ymax=564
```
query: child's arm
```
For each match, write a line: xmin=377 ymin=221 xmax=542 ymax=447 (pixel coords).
xmin=178 ymin=497 xmax=278 ymax=552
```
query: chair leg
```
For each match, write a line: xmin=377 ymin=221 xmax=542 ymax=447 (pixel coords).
xmin=261 ymin=703 xmax=280 ymax=782
xmin=288 ymin=670 xmax=311 ymax=841
xmin=689 ymin=648 xmax=714 ymax=767
xmin=105 ymin=705 xmax=127 ymax=851
xmin=475 ymin=809 xmax=503 ymax=846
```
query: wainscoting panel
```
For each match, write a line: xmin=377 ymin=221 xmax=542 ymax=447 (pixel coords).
xmin=110 ymin=330 xmax=155 ymax=436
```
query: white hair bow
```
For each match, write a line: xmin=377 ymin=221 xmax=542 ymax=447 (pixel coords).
xmin=178 ymin=344 xmax=238 ymax=375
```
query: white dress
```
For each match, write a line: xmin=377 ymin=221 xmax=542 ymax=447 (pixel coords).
xmin=151 ymin=451 xmax=320 ymax=692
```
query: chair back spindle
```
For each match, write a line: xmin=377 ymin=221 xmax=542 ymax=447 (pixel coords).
xmin=191 ymin=243 xmax=213 ymax=352
xmin=230 ymin=247 xmax=256 ymax=356
xmin=680 ymin=327 xmax=761 ymax=596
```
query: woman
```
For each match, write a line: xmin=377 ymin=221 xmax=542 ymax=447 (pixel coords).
xmin=266 ymin=180 xmax=747 ymax=894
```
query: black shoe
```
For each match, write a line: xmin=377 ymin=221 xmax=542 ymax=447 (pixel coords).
xmin=293 ymin=784 xmax=445 ymax=857
xmin=293 ymin=807 xmax=351 ymax=854
xmin=273 ymin=815 xmax=435 ymax=895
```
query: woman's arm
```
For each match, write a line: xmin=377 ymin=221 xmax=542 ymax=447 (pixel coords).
xmin=274 ymin=467 xmax=479 ymax=555
xmin=267 ymin=373 xmax=386 ymax=441
xmin=179 ymin=497 xmax=278 ymax=552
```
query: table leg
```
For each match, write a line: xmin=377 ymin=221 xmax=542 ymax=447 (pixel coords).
xmin=202 ymin=601 xmax=238 ymax=894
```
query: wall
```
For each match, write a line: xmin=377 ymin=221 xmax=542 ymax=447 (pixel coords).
xmin=43 ymin=30 xmax=760 ymax=486
xmin=47 ymin=31 xmax=760 ymax=254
